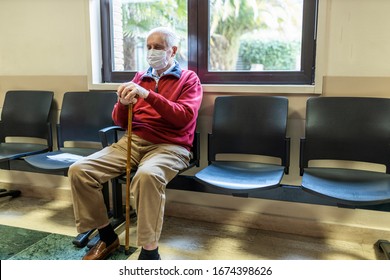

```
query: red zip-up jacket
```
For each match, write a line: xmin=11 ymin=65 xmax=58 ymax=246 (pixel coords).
xmin=112 ymin=62 xmax=203 ymax=151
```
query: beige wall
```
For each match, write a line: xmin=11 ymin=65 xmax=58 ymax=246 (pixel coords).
xmin=1 ymin=0 xmax=390 ymax=232
xmin=0 ymin=0 xmax=88 ymax=76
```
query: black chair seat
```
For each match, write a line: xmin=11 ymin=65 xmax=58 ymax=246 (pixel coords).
xmin=24 ymin=147 xmax=99 ymax=171
xmin=195 ymin=161 xmax=285 ymax=191
xmin=24 ymin=91 xmax=117 ymax=173
xmin=0 ymin=143 xmax=49 ymax=161
xmin=302 ymin=167 xmax=390 ymax=205
xmin=194 ymin=96 xmax=290 ymax=196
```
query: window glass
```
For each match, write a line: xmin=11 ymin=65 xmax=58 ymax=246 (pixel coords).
xmin=111 ymin=0 xmax=188 ymax=72
xmin=209 ymin=0 xmax=303 ymax=72
xmin=101 ymin=0 xmax=317 ymax=85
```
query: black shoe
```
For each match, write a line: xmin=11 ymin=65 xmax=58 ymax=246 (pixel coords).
xmin=138 ymin=247 xmax=161 ymax=260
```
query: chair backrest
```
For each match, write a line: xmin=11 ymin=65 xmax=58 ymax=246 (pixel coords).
xmin=209 ymin=95 xmax=290 ymax=170
xmin=300 ymin=97 xmax=390 ymax=173
xmin=0 ymin=90 xmax=54 ymax=144
xmin=57 ymin=91 xmax=117 ymax=148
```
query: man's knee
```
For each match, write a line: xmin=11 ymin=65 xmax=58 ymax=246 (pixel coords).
xmin=134 ymin=166 xmax=166 ymax=185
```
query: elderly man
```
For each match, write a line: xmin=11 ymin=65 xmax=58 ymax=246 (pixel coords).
xmin=69 ymin=26 xmax=203 ymax=260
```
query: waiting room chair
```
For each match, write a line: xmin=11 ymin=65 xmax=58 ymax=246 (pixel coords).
xmin=0 ymin=90 xmax=54 ymax=198
xmin=195 ymin=95 xmax=290 ymax=197
xmin=299 ymin=96 xmax=390 ymax=259
xmin=23 ymin=91 xmax=118 ymax=247
xmin=24 ymin=91 xmax=117 ymax=175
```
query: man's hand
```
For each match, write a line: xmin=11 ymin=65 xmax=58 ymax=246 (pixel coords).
xmin=117 ymin=82 xmax=149 ymax=105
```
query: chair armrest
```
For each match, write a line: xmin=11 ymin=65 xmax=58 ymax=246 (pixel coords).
xmin=99 ymin=125 xmax=125 ymax=147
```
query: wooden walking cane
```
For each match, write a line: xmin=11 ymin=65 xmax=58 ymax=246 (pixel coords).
xmin=125 ymin=103 xmax=133 ymax=255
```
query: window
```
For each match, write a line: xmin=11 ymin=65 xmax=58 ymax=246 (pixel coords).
xmin=101 ymin=0 xmax=318 ymax=85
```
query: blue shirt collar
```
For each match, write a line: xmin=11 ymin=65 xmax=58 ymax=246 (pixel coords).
xmin=142 ymin=60 xmax=182 ymax=80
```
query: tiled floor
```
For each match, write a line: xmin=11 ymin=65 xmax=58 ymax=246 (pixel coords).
xmin=0 ymin=195 xmax=388 ymax=260
xmin=0 ymin=224 xmax=131 ymax=260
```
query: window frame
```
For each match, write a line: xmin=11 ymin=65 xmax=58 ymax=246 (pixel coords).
xmin=100 ymin=0 xmax=318 ymax=85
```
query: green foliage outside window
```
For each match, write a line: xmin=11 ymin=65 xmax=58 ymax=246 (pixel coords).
xmin=238 ymin=39 xmax=301 ymax=71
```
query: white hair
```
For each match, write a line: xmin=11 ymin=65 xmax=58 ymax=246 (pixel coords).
xmin=147 ymin=26 xmax=179 ymax=48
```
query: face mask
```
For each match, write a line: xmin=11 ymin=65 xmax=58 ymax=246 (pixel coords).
xmin=147 ymin=49 xmax=169 ymax=70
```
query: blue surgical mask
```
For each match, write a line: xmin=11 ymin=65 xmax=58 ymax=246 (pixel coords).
xmin=147 ymin=49 xmax=168 ymax=70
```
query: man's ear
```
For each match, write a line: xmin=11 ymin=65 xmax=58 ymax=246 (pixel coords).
xmin=171 ymin=46 xmax=178 ymax=57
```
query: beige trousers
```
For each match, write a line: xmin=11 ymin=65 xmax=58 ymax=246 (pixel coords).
xmin=68 ymin=133 xmax=190 ymax=246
